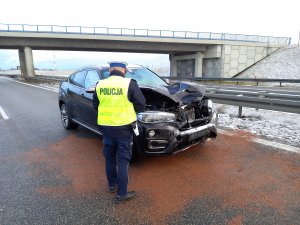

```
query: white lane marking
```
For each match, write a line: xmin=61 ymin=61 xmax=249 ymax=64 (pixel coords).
xmin=1 ymin=77 xmax=58 ymax=93
xmin=12 ymin=80 xmax=59 ymax=93
xmin=218 ymin=129 xmax=300 ymax=153
xmin=254 ymin=138 xmax=300 ymax=154
xmin=0 ymin=105 xmax=9 ymax=120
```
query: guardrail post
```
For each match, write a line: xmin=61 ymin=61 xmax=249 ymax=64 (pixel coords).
xmin=280 ymin=82 xmax=282 ymax=87
xmin=238 ymin=106 xmax=243 ymax=118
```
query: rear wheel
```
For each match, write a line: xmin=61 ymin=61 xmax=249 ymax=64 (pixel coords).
xmin=60 ymin=103 xmax=79 ymax=130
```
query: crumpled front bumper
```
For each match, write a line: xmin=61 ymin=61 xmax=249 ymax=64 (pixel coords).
xmin=137 ymin=113 xmax=218 ymax=155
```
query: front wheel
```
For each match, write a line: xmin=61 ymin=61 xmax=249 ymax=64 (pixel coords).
xmin=60 ymin=103 xmax=79 ymax=130
xmin=130 ymin=139 xmax=144 ymax=163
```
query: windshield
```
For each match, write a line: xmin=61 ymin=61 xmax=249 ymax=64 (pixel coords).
xmin=101 ymin=67 xmax=168 ymax=86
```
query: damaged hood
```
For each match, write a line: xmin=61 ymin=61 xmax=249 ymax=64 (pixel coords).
xmin=141 ymin=81 xmax=207 ymax=105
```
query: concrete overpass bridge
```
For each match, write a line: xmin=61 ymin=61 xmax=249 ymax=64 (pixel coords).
xmin=0 ymin=23 xmax=290 ymax=78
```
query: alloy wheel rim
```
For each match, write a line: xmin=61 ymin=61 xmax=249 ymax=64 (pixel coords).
xmin=61 ymin=105 xmax=69 ymax=127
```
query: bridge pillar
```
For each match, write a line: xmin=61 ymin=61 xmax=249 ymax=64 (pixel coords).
xmin=195 ymin=52 xmax=204 ymax=78
xmin=169 ymin=52 xmax=203 ymax=77
xmin=18 ymin=46 xmax=35 ymax=77
xmin=170 ymin=55 xmax=177 ymax=77
xmin=18 ymin=49 xmax=26 ymax=78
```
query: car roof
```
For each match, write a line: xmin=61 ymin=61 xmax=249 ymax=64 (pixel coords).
xmin=71 ymin=64 xmax=146 ymax=75
xmin=96 ymin=64 xmax=145 ymax=70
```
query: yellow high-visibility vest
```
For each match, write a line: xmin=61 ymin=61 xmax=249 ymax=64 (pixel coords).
xmin=96 ymin=76 xmax=136 ymax=126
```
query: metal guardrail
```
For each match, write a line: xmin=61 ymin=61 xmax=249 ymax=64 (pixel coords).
xmin=30 ymin=75 xmax=300 ymax=115
xmin=28 ymin=75 xmax=300 ymax=115
xmin=0 ymin=23 xmax=291 ymax=45
xmin=1 ymin=74 xmax=299 ymax=115
xmin=163 ymin=76 xmax=300 ymax=115
xmin=162 ymin=76 xmax=300 ymax=87
xmin=206 ymin=87 xmax=300 ymax=114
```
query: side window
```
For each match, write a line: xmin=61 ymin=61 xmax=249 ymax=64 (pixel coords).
xmin=70 ymin=70 xmax=87 ymax=87
xmin=85 ymin=70 xmax=100 ymax=88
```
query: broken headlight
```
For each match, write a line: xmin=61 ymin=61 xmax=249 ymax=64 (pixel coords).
xmin=137 ymin=111 xmax=175 ymax=123
xmin=207 ymin=99 xmax=217 ymax=124
xmin=207 ymin=99 xmax=214 ymax=114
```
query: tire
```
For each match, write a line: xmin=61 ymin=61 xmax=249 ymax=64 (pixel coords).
xmin=130 ymin=139 xmax=144 ymax=163
xmin=60 ymin=103 xmax=79 ymax=130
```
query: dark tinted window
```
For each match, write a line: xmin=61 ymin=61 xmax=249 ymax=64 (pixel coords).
xmin=85 ymin=70 xmax=100 ymax=88
xmin=70 ymin=70 xmax=87 ymax=87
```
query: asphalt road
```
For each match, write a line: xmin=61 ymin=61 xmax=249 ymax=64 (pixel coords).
xmin=0 ymin=77 xmax=299 ymax=225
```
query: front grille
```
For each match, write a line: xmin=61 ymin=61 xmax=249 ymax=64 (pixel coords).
xmin=184 ymin=108 xmax=195 ymax=123
xmin=182 ymin=106 xmax=209 ymax=128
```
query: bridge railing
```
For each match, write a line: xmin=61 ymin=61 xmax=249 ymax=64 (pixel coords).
xmin=0 ymin=23 xmax=291 ymax=45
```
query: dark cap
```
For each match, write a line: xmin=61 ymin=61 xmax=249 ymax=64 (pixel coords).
xmin=108 ymin=61 xmax=128 ymax=69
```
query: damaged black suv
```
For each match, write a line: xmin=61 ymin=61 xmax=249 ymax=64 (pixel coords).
xmin=59 ymin=65 xmax=217 ymax=157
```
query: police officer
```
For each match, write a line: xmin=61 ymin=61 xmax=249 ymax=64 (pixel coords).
xmin=93 ymin=61 xmax=146 ymax=204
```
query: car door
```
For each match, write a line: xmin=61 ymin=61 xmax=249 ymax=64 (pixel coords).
xmin=68 ymin=70 xmax=87 ymax=122
xmin=81 ymin=69 xmax=101 ymax=129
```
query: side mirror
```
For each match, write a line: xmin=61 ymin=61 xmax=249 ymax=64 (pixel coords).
xmin=86 ymin=85 xmax=96 ymax=93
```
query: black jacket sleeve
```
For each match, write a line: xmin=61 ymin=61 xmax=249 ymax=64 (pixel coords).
xmin=93 ymin=91 xmax=99 ymax=111
xmin=128 ymin=79 xmax=146 ymax=113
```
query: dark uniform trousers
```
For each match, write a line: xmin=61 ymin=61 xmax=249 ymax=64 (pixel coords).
xmin=103 ymin=135 xmax=133 ymax=197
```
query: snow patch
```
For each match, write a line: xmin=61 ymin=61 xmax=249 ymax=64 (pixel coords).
xmin=216 ymin=104 xmax=300 ymax=147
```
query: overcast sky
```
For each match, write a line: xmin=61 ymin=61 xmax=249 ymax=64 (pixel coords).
xmin=0 ymin=0 xmax=299 ymax=70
